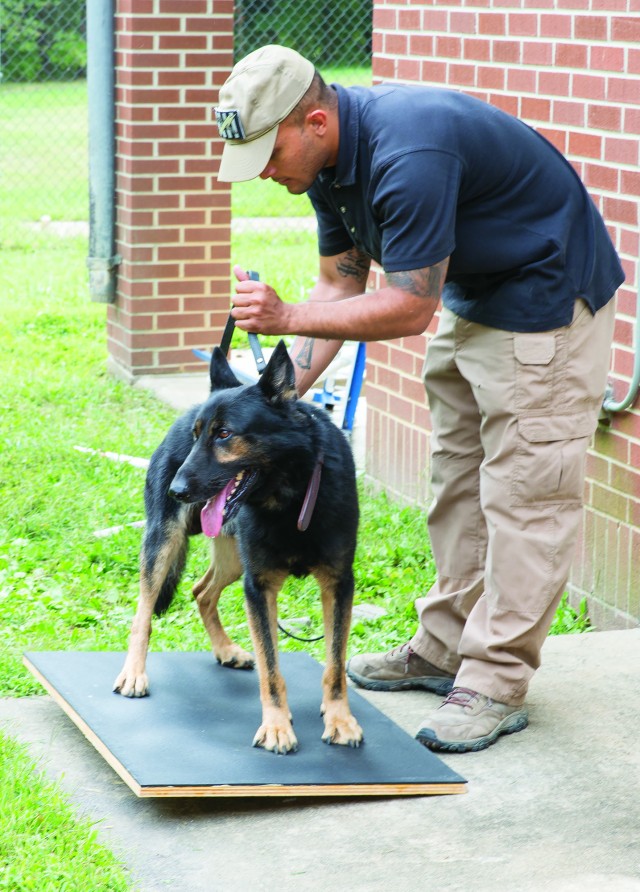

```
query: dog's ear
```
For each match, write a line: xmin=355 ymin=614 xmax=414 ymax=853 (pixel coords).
xmin=258 ymin=340 xmax=298 ymax=405
xmin=209 ymin=347 xmax=242 ymax=392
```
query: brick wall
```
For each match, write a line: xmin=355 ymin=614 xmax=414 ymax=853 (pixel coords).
xmin=108 ymin=0 xmax=233 ymax=378
xmin=367 ymin=0 xmax=640 ymax=626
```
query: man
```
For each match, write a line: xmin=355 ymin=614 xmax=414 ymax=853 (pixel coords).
xmin=214 ymin=45 xmax=624 ymax=752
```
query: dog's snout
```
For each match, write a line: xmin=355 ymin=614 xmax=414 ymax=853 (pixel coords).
xmin=169 ymin=473 xmax=191 ymax=502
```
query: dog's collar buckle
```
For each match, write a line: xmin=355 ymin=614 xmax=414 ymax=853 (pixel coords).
xmin=297 ymin=451 xmax=324 ymax=532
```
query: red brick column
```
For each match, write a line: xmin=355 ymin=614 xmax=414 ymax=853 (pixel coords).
xmin=108 ymin=0 xmax=233 ymax=378
xmin=368 ymin=0 xmax=640 ymax=626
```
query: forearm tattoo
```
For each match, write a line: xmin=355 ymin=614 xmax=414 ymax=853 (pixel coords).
xmin=386 ymin=260 xmax=448 ymax=299
xmin=292 ymin=337 xmax=314 ymax=371
xmin=335 ymin=248 xmax=370 ymax=287
xmin=290 ymin=250 xmax=370 ymax=374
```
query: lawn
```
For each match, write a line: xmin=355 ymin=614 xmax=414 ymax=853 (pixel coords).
xmin=0 ymin=80 xmax=89 ymax=225
xmin=0 ymin=732 xmax=131 ymax=891
xmin=0 ymin=71 xmax=589 ymax=891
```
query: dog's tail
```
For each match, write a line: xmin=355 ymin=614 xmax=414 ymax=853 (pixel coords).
xmin=153 ymin=548 xmax=188 ymax=615
xmin=140 ymin=521 xmax=189 ymax=616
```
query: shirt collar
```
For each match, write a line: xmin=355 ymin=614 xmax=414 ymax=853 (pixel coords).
xmin=330 ymin=84 xmax=359 ymax=188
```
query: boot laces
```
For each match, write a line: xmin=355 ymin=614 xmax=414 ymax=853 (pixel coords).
xmin=388 ymin=643 xmax=415 ymax=673
xmin=442 ymin=687 xmax=482 ymax=709
xmin=389 ymin=642 xmax=412 ymax=658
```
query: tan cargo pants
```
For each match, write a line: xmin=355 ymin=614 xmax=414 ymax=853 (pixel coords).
xmin=411 ymin=297 xmax=616 ymax=705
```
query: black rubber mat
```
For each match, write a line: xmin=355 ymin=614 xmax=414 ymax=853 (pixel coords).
xmin=24 ymin=650 xmax=466 ymax=798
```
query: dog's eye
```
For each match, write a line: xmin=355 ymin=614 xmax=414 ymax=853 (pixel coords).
xmin=216 ymin=428 xmax=232 ymax=440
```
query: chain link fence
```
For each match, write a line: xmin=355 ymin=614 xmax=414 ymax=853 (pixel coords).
xmin=235 ymin=0 xmax=371 ymax=68
xmin=0 ymin=1 xmax=371 ymax=235
xmin=0 ymin=0 xmax=88 ymax=232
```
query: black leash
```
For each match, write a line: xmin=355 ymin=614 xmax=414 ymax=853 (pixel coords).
xmin=218 ymin=313 xmax=236 ymax=358
xmin=222 ymin=270 xmax=266 ymax=373
xmin=276 ymin=622 xmax=325 ymax=643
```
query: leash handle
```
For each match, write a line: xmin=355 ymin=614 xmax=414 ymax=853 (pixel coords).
xmin=220 ymin=270 xmax=266 ymax=376
xmin=246 ymin=271 xmax=266 ymax=375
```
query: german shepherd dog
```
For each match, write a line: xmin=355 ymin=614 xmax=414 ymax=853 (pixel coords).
xmin=113 ymin=341 xmax=363 ymax=754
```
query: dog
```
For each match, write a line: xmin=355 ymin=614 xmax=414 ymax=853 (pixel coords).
xmin=113 ymin=340 xmax=363 ymax=753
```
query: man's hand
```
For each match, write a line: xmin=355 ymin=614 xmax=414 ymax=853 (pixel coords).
xmin=231 ymin=264 xmax=294 ymax=334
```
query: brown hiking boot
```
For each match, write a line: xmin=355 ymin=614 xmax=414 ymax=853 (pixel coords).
xmin=416 ymin=687 xmax=529 ymax=753
xmin=346 ymin=643 xmax=455 ymax=695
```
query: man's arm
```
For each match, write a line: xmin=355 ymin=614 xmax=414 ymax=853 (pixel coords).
xmin=288 ymin=247 xmax=370 ymax=394
xmin=232 ymin=253 xmax=449 ymax=393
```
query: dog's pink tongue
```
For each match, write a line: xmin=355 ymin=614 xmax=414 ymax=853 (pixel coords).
xmin=201 ymin=479 xmax=236 ymax=538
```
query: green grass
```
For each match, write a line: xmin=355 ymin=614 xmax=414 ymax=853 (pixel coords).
xmin=0 ymin=732 xmax=132 ymax=891
xmin=548 ymin=593 xmax=591 ymax=635
xmin=230 ymin=226 xmax=319 ymax=306
xmin=0 ymin=80 xmax=89 ymax=224
xmin=232 ymin=177 xmax=314 ymax=218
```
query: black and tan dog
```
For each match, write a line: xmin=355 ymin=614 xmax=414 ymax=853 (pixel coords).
xmin=113 ymin=340 xmax=363 ymax=753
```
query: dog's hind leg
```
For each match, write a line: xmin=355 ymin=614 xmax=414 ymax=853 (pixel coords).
xmin=113 ymin=520 xmax=187 ymax=697
xmin=193 ymin=534 xmax=254 ymax=670
xmin=243 ymin=570 xmax=297 ymax=754
xmin=316 ymin=565 xmax=363 ymax=747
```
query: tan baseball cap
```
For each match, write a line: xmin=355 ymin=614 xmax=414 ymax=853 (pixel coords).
xmin=215 ymin=45 xmax=315 ymax=182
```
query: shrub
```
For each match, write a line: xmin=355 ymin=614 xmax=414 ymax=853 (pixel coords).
xmin=0 ymin=0 xmax=86 ymax=83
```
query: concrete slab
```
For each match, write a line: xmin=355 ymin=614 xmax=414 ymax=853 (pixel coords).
xmin=2 ymin=629 xmax=639 ymax=891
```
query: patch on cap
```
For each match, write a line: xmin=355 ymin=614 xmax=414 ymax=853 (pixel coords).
xmin=215 ymin=108 xmax=246 ymax=141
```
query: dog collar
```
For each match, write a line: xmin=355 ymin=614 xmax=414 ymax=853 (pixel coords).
xmin=297 ymin=451 xmax=324 ymax=532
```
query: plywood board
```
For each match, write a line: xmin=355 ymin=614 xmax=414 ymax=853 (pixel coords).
xmin=24 ymin=651 xmax=466 ymax=798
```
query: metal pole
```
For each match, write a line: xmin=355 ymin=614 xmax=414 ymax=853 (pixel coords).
xmin=86 ymin=0 xmax=120 ymax=302
xmin=601 ymin=278 xmax=640 ymax=418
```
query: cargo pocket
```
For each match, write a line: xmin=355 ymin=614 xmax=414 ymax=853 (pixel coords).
xmin=512 ymin=413 xmax=596 ymax=506
xmin=514 ymin=334 xmax=557 ymax=410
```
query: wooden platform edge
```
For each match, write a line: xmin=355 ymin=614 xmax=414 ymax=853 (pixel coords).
xmin=23 ymin=654 xmax=467 ymax=799
xmin=136 ymin=782 xmax=467 ymax=798
xmin=23 ymin=654 xmax=144 ymax=798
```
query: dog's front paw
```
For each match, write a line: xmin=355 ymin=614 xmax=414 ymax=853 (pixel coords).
xmin=253 ymin=721 xmax=298 ymax=754
xmin=215 ymin=643 xmax=255 ymax=670
xmin=321 ymin=707 xmax=363 ymax=748
xmin=113 ymin=666 xmax=149 ymax=698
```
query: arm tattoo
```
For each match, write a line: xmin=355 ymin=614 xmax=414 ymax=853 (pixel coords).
xmin=386 ymin=260 xmax=448 ymax=300
xmin=335 ymin=248 xmax=370 ymax=286
xmin=292 ymin=337 xmax=314 ymax=371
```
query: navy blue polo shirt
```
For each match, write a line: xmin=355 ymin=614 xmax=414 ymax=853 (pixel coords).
xmin=307 ymin=84 xmax=624 ymax=332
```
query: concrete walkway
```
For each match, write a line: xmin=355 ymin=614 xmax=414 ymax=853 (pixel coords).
xmin=2 ymin=628 xmax=639 ymax=891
